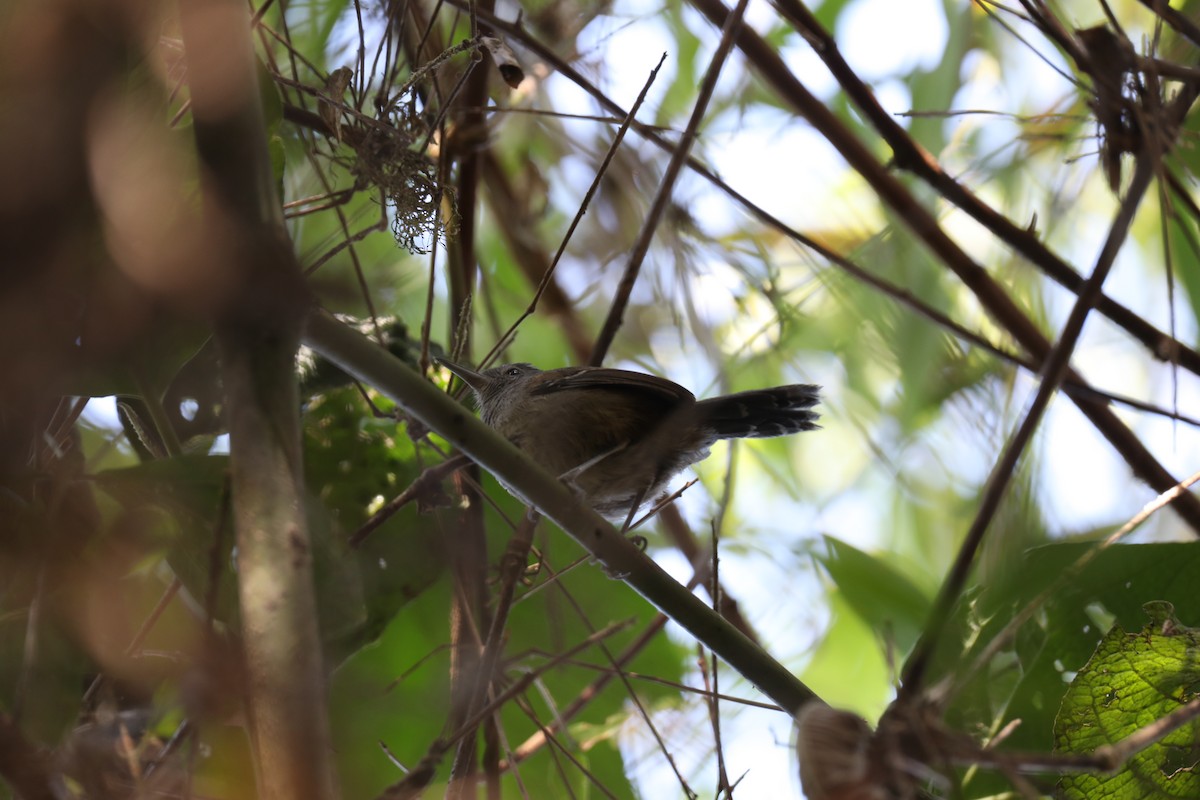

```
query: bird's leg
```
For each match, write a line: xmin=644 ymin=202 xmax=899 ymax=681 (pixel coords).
xmin=598 ymin=490 xmax=651 ymax=581
xmin=618 ymin=486 xmax=650 ymax=550
xmin=557 ymin=441 xmax=628 ymax=489
xmin=556 ymin=442 xmax=652 ymax=549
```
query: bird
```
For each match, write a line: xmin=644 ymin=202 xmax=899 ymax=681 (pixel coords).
xmin=438 ymin=359 xmax=820 ymax=526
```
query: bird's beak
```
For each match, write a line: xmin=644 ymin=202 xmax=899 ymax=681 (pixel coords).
xmin=435 ymin=357 xmax=488 ymax=393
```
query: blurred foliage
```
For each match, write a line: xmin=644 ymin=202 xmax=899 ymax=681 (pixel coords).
xmin=3 ymin=0 xmax=1200 ymax=797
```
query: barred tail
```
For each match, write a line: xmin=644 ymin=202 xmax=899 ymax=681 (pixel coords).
xmin=696 ymin=385 xmax=821 ymax=439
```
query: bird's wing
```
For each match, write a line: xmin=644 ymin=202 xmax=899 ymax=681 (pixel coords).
xmin=533 ymin=367 xmax=695 ymax=406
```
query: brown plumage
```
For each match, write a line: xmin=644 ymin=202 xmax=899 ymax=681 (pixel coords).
xmin=439 ymin=360 xmax=820 ymax=520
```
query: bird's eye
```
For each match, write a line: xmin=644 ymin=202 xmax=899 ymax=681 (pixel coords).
xmin=506 ymin=367 xmax=522 ymax=377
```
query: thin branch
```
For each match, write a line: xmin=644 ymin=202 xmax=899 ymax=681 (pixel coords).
xmin=349 ymin=454 xmax=470 ymax=547
xmin=548 ymin=565 xmax=698 ymax=798
xmin=375 ymin=620 xmax=636 ymax=800
xmin=903 ymin=134 xmax=1173 ymax=697
xmin=1136 ymin=0 xmax=1200 ymax=49
xmin=689 ymin=0 xmax=1200 ymax=532
xmin=771 ymin=0 xmax=1200 ymax=376
xmin=456 ymin=510 xmax=542 ymax=785
xmin=589 ymin=0 xmax=752 ymax=366
xmin=483 ymin=52 xmax=667 ymax=367
xmin=932 ymin=468 xmax=1200 ymax=708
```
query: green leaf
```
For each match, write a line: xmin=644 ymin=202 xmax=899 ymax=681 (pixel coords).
xmin=258 ymin=57 xmax=284 ymax=134
xmin=816 ymin=534 xmax=933 ymax=658
xmin=68 ymin=313 xmax=210 ymax=398
xmin=655 ymin=1 xmax=701 ymax=128
xmin=95 ymin=455 xmax=240 ymax=623
xmin=322 ymin=508 xmax=447 ymax=668
xmin=268 ymin=133 xmax=286 ymax=200
xmin=94 ymin=454 xmax=377 ymax=656
xmin=942 ymin=542 xmax=1200 ymax=765
xmin=1054 ymin=602 xmax=1200 ymax=800
xmin=801 ymin=589 xmax=893 ymax=720
xmin=1169 ymin=212 xmax=1200 ymax=337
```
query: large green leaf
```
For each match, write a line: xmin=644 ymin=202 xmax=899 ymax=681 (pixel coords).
xmin=816 ymin=534 xmax=933 ymax=659
xmin=941 ymin=542 xmax=1200 ymax=781
xmin=1055 ymin=602 xmax=1200 ymax=800
xmin=801 ymin=589 xmax=893 ymax=721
